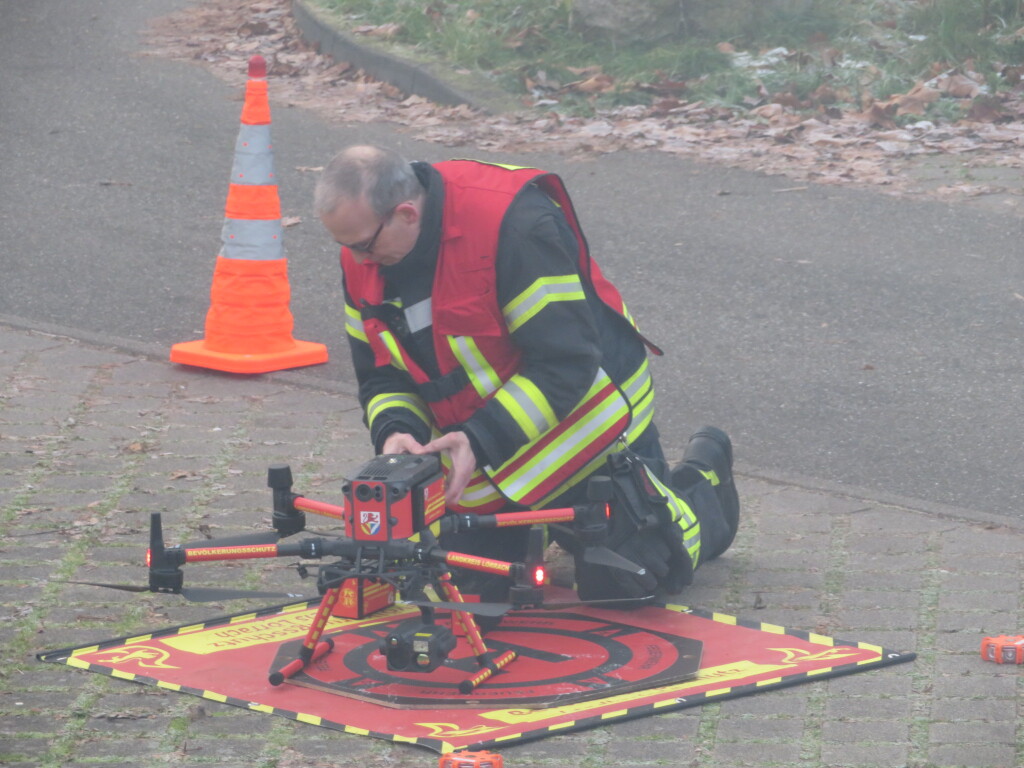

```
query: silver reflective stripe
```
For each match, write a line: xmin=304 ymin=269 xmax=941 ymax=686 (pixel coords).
xmin=231 ymin=124 xmax=275 ymax=185
xmin=219 ymin=218 xmax=284 ymax=260
xmin=457 ymin=473 xmax=504 ymax=507
xmin=403 ymin=298 xmax=433 ymax=334
xmin=495 ymin=376 xmax=556 ymax=441
xmin=621 ymin=362 xmax=653 ymax=405
xmin=627 ymin=388 xmax=654 ymax=437
xmin=624 ymin=365 xmax=654 ymax=434
xmin=450 ymin=336 xmax=502 ymax=398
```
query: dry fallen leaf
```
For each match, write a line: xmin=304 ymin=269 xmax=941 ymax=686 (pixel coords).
xmin=570 ymin=73 xmax=615 ymax=95
xmin=352 ymin=23 xmax=402 ymax=40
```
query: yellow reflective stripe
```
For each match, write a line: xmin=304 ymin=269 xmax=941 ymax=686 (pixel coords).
xmin=626 ymin=386 xmax=654 ymax=439
xmin=622 ymin=360 xmax=655 ymax=438
xmin=535 ymin=440 xmax=626 ymax=507
xmin=457 ymin=158 xmax=534 ymax=172
xmin=379 ymin=331 xmax=410 ymax=374
xmin=647 ymin=470 xmax=701 ymax=564
xmin=620 ymin=301 xmax=641 ymax=330
xmin=698 ymin=467 xmax=720 ymax=486
xmin=620 ymin=358 xmax=652 ymax=404
xmin=498 ymin=394 xmax=628 ymax=499
xmin=496 ymin=371 xmax=628 ymax=500
xmin=493 ymin=375 xmax=557 ymax=441
xmin=525 ymin=360 xmax=652 ymax=507
xmin=503 ymin=275 xmax=586 ymax=334
xmin=365 ymin=392 xmax=431 ymax=432
xmin=345 ymin=301 xmax=367 ymax=343
xmin=449 ymin=336 xmax=503 ymax=399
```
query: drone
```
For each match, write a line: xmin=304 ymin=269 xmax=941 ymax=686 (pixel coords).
xmin=72 ymin=453 xmax=655 ymax=695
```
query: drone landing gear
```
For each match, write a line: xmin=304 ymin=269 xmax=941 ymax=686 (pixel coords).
xmin=267 ymin=573 xmax=516 ymax=693
xmin=436 ymin=572 xmax=517 ymax=694
xmin=268 ymin=583 xmax=346 ymax=686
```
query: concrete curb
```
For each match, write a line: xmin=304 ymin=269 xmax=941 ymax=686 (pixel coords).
xmin=291 ymin=0 xmax=516 ymax=113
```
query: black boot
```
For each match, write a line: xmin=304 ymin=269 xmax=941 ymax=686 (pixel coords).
xmin=672 ymin=426 xmax=740 ymax=560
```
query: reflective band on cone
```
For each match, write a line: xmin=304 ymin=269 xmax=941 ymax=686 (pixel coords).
xmin=171 ymin=54 xmax=327 ymax=374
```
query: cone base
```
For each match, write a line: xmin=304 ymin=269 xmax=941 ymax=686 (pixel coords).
xmin=170 ymin=339 xmax=328 ymax=374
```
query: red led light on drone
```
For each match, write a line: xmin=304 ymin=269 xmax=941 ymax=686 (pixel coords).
xmin=145 ymin=549 xmax=152 ymax=568
xmin=532 ymin=565 xmax=546 ymax=587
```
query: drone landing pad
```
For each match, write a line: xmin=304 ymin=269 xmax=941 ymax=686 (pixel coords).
xmin=277 ymin=610 xmax=703 ymax=709
xmin=38 ymin=599 xmax=914 ymax=754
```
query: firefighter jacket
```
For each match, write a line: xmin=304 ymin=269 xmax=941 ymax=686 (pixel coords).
xmin=342 ymin=160 xmax=659 ymax=514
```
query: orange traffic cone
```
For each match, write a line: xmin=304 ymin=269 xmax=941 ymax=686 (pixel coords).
xmin=171 ymin=55 xmax=328 ymax=374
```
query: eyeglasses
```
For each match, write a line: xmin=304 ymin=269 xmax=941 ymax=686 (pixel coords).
xmin=340 ymin=208 xmax=394 ymax=254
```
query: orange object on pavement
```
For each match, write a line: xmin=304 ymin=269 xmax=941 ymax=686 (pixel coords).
xmin=171 ymin=55 xmax=328 ymax=374
xmin=438 ymin=751 xmax=503 ymax=768
xmin=980 ymin=635 xmax=1024 ymax=664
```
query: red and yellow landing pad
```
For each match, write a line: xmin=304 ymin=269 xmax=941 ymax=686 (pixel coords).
xmin=275 ymin=610 xmax=704 ymax=709
xmin=37 ymin=600 xmax=914 ymax=754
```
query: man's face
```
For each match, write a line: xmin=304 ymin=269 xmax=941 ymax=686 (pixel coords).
xmin=320 ymin=195 xmax=417 ymax=267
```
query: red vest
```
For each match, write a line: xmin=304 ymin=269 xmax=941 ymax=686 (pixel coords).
xmin=343 ymin=160 xmax=647 ymax=509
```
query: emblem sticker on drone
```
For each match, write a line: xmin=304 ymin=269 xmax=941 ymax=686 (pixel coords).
xmin=360 ymin=510 xmax=382 ymax=537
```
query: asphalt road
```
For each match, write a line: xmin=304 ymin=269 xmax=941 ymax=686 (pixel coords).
xmin=3 ymin=0 xmax=1023 ymax=521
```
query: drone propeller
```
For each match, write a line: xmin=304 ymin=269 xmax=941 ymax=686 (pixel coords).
xmin=406 ymin=599 xmax=512 ymax=618
xmin=581 ymin=545 xmax=647 ymax=575
xmin=63 ymin=580 xmax=311 ymax=604
xmin=407 ymin=592 xmax=655 ymax=618
xmin=534 ymin=594 xmax=656 ymax=609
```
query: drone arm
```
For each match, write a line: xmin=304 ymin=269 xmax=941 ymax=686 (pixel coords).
xmin=178 ymin=543 xmax=285 ymax=563
xmin=435 ymin=549 xmax=517 ymax=578
xmin=292 ymin=496 xmax=345 ymax=521
xmin=168 ymin=537 xmax=342 ymax=564
xmin=490 ymin=507 xmax=579 ymax=526
xmin=444 ymin=506 xmax=578 ymax=533
xmin=444 ymin=503 xmax=610 ymax=535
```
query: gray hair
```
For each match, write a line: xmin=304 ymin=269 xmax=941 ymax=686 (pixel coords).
xmin=313 ymin=145 xmax=422 ymax=218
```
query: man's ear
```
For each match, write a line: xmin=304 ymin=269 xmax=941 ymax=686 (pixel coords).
xmin=393 ymin=199 xmax=421 ymax=224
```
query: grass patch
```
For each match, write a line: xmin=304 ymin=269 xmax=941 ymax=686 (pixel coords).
xmin=316 ymin=0 xmax=1023 ymax=119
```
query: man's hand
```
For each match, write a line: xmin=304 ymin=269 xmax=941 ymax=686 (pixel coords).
xmin=381 ymin=432 xmax=426 ymax=455
xmin=418 ymin=431 xmax=476 ymax=505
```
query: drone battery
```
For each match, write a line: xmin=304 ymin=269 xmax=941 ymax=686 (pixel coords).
xmin=342 ymin=454 xmax=445 ymax=542
xmin=331 ymin=578 xmax=396 ymax=619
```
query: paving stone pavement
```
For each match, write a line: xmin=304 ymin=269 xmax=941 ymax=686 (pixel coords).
xmin=1 ymin=322 xmax=1022 ymax=768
